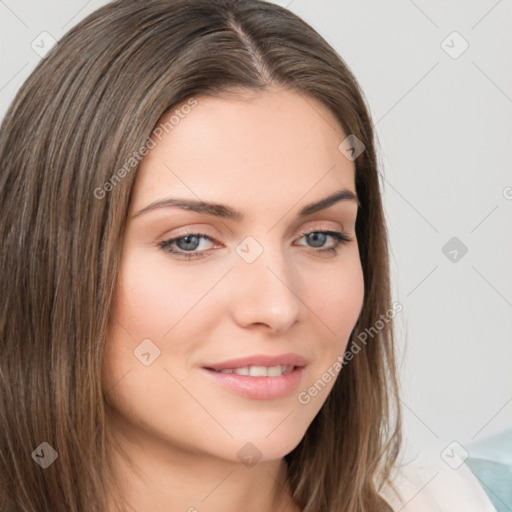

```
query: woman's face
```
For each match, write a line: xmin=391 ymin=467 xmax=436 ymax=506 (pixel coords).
xmin=103 ymin=88 xmax=364 ymax=464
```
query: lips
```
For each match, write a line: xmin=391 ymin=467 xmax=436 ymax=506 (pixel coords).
xmin=203 ymin=353 xmax=308 ymax=371
xmin=201 ymin=366 xmax=306 ymax=400
xmin=201 ymin=353 xmax=308 ymax=399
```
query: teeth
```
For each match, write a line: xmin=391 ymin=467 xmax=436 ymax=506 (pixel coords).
xmin=266 ymin=365 xmax=282 ymax=377
xmin=249 ymin=365 xmax=268 ymax=377
xmin=215 ymin=365 xmax=294 ymax=377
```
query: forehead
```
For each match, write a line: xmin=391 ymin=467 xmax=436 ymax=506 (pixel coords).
xmin=130 ymin=88 xmax=356 ymax=215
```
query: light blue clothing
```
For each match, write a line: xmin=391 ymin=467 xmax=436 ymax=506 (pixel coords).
xmin=465 ymin=428 xmax=512 ymax=512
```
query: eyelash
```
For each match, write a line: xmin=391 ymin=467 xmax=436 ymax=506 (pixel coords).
xmin=159 ymin=228 xmax=353 ymax=260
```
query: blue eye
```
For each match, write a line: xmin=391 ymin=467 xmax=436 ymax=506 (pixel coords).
xmin=159 ymin=232 xmax=215 ymax=259
xmin=159 ymin=230 xmax=352 ymax=260
xmin=298 ymin=230 xmax=351 ymax=252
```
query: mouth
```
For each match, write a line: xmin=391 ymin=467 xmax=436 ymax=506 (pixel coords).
xmin=202 ymin=353 xmax=308 ymax=372
xmin=200 ymin=354 xmax=307 ymax=400
xmin=204 ymin=364 xmax=296 ymax=377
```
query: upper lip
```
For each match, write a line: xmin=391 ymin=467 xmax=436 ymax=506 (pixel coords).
xmin=203 ymin=353 xmax=308 ymax=371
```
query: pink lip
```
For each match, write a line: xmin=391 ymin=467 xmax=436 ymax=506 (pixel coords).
xmin=200 ymin=366 xmax=306 ymax=400
xmin=201 ymin=353 xmax=308 ymax=400
xmin=203 ymin=353 xmax=308 ymax=371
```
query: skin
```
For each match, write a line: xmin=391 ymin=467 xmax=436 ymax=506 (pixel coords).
xmin=102 ymin=87 xmax=365 ymax=512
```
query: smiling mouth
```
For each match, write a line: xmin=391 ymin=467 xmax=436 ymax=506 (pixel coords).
xmin=205 ymin=365 xmax=295 ymax=377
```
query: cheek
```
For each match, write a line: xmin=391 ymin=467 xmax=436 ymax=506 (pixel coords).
xmin=295 ymin=253 xmax=364 ymax=409
xmin=110 ymin=253 xmax=211 ymax=337
xmin=307 ymin=251 xmax=365 ymax=341
xmin=103 ymin=250 xmax=224 ymax=394
xmin=103 ymin=255 xmax=174 ymax=391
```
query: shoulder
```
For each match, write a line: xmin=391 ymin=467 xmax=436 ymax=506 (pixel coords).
xmin=379 ymin=458 xmax=497 ymax=512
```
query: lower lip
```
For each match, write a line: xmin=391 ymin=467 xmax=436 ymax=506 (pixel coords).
xmin=200 ymin=366 xmax=305 ymax=400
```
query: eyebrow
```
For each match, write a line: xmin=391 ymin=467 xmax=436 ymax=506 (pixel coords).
xmin=132 ymin=188 xmax=360 ymax=220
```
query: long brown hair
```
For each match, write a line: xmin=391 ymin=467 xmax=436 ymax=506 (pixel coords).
xmin=0 ymin=1 xmax=402 ymax=510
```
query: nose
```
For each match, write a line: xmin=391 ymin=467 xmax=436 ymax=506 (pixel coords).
xmin=227 ymin=238 xmax=303 ymax=334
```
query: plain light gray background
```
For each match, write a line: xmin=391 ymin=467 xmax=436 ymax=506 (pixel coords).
xmin=1 ymin=0 xmax=511 ymax=469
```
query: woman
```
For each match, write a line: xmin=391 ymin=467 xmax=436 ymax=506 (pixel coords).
xmin=0 ymin=1 xmax=495 ymax=511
